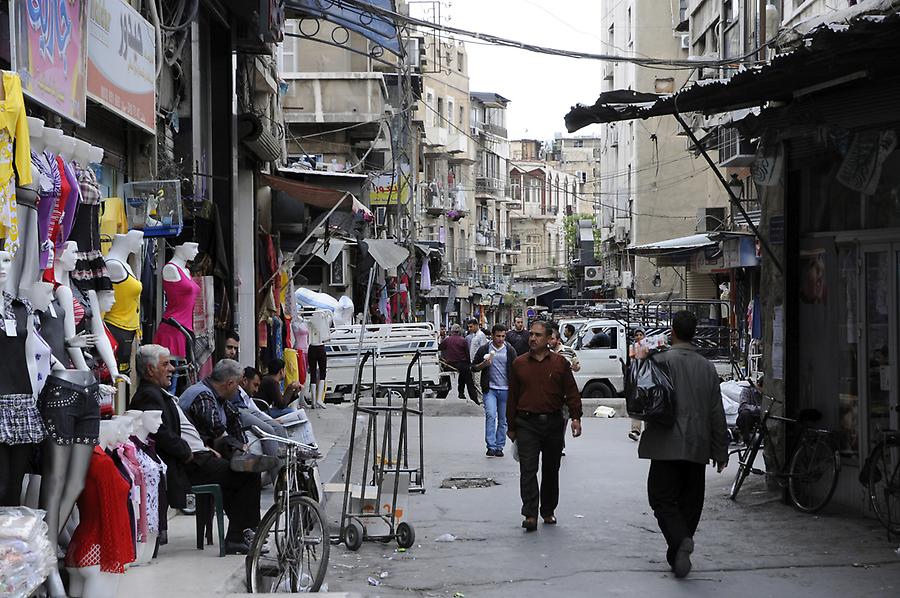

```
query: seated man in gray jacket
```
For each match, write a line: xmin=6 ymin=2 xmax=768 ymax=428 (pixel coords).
xmin=637 ymin=310 xmax=728 ymax=579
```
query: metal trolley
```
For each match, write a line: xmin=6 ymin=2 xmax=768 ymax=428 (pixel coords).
xmin=337 ymin=350 xmax=425 ymax=551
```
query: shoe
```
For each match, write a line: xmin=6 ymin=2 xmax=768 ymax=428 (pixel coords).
xmin=225 ymin=540 xmax=250 ymax=555
xmin=242 ymin=528 xmax=257 ymax=546
xmin=496 ymin=450 xmax=504 ymax=457
xmin=628 ymin=430 xmax=641 ymax=441
xmin=486 ymin=448 xmax=496 ymax=457
xmin=673 ymin=537 xmax=694 ymax=578
xmin=542 ymin=514 xmax=557 ymax=525
xmin=181 ymin=493 xmax=196 ymax=515
xmin=521 ymin=517 xmax=537 ymax=532
xmin=231 ymin=453 xmax=281 ymax=473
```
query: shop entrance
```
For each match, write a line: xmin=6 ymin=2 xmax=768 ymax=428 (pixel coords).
xmin=861 ymin=246 xmax=900 ymax=453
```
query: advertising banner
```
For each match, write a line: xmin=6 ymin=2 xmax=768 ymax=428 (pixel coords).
xmin=11 ymin=0 xmax=89 ymax=125
xmin=87 ymin=0 xmax=156 ymax=133
xmin=370 ymin=171 xmax=410 ymax=206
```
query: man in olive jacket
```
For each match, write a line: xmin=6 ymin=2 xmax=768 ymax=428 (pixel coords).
xmin=637 ymin=310 xmax=728 ymax=579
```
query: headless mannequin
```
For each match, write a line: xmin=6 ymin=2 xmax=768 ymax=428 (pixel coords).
xmin=125 ymin=409 xmax=163 ymax=565
xmin=51 ymin=241 xmax=92 ymax=370
xmin=57 ymin=135 xmax=75 ymax=162
xmin=7 ymin=118 xmax=43 ymax=295
xmin=66 ymin=420 xmax=126 ymax=598
xmin=0 ymin=252 xmax=49 ymax=506
xmin=162 ymin=241 xmax=199 ymax=282
xmin=105 ymin=231 xmax=144 ymax=375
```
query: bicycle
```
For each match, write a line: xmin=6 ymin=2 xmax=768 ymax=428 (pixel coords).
xmin=245 ymin=427 xmax=330 ymax=593
xmin=729 ymin=392 xmax=841 ymax=513
xmin=863 ymin=429 xmax=900 ymax=536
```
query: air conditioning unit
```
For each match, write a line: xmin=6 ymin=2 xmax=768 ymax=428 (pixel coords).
xmin=584 ymin=265 xmax=602 ymax=281
xmin=470 ymin=126 xmax=482 ymax=137
xmin=375 ymin=206 xmax=387 ymax=226
xmin=718 ymin=127 xmax=756 ymax=167
xmin=680 ymin=34 xmax=690 ymax=50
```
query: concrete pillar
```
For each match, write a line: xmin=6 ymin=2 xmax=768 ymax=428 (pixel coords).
xmin=234 ymin=165 xmax=257 ymax=367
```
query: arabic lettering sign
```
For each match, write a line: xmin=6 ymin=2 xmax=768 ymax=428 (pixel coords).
xmin=12 ymin=0 xmax=89 ymax=125
xmin=370 ymin=172 xmax=410 ymax=206
xmin=87 ymin=0 xmax=156 ymax=133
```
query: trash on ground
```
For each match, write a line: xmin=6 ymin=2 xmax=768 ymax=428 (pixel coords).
xmin=574 ymin=514 xmax=585 ymax=518
xmin=453 ymin=593 xmax=465 ymax=598
xmin=380 ymin=571 xmax=390 ymax=578
xmin=594 ymin=406 xmax=616 ymax=418
xmin=435 ymin=533 xmax=457 ymax=542
xmin=367 ymin=576 xmax=381 ymax=586
xmin=397 ymin=547 xmax=407 ymax=553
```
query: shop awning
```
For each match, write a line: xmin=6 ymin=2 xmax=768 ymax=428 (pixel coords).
xmin=362 ymin=239 xmax=409 ymax=270
xmin=285 ymin=0 xmax=402 ymax=56
xmin=260 ymin=173 xmax=371 ymax=215
xmin=565 ymin=12 xmax=900 ymax=131
xmin=629 ymin=234 xmax=717 ymax=256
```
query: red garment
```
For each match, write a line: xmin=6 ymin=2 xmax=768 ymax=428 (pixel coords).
xmin=119 ymin=444 xmax=148 ymax=544
xmin=297 ymin=349 xmax=307 ymax=385
xmin=46 ymin=156 xmax=70 ymax=252
xmin=66 ymin=447 xmax=135 ymax=574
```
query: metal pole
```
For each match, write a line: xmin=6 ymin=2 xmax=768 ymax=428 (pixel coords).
xmin=672 ymin=112 xmax=783 ymax=274
xmin=350 ymin=267 xmax=378 ymax=401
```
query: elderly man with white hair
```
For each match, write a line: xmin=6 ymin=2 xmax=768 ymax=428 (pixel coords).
xmin=130 ymin=346 xmax=269 ymax=554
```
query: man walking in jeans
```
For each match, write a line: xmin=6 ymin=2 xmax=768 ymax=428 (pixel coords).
xmin=507 ymin=320 xmax=582 ymax=531
xmin=638 ymin=310 xmax=728 ymax=578
xmin=473 ymin=324 xmax=517 ymax=457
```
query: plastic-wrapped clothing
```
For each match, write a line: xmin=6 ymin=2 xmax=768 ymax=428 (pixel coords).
xmin=283 ymin=348 xmax=300 ymax=387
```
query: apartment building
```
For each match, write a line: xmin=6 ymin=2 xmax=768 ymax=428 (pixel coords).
xmin=547 ymin=136 xmax=603 ymax=218
xmin=598 ymin=0 xmax=713 ymax=299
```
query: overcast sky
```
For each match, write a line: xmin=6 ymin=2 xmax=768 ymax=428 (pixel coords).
xmin=443 ymin=0 xmax=607 ymax=141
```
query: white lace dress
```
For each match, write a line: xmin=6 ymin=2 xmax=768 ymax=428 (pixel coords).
xmin=134 ymin=444 xmax=167 ymax=535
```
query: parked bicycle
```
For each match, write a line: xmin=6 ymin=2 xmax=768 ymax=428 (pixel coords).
xmin=729 ymin=391 xmax=841 ymax=513
xmin=863 ymin=428 xmax=900 ymax=536
xmin=245 ymin=427 xmax=329 ymax=593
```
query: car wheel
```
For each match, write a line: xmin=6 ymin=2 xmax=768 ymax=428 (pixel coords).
xmin=583 ymin=381 xmax=613 ymax=398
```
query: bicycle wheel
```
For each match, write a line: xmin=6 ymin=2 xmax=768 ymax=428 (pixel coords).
xmin=788 ymin=435 xmax=840 ymax=513
xmin=730 ymin=431 xmax=762 ymax=500
xmin=867 ymin=444 xmax=900 ymax=534
xmin=246 ymin=494 xmax=330 ymax=593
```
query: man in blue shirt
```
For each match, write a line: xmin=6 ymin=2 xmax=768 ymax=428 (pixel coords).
xmin=473 ymin=324 xmax=517 ymax=457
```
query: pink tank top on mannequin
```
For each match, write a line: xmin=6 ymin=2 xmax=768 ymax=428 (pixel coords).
xmin=153 ymin=263 xmax=200 ymax=357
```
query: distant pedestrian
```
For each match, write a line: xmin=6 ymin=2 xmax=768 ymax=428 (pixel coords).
xmin=508 ymin=321 xmax=582 ymax=531
xmin=506 ymin=315 xmax=530 ymax=356
xmin=466 ymin=319 xmax=489 ymax=362
xmin=562 ymin=323 xmax=577 ymax=345
xmin=628 ymin=328 xmax=646 ymax=442
xmin=549 ymin=327 xmax=580 ymax=457
xmin=439 ymin=324 xmax=478 ymax=403
xmin=638 ymin=311 xmax=728 ymax=578
xmin=473 ymin=324 xmax=517 ymax=457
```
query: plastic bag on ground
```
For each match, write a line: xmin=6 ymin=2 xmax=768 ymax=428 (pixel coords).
xmin=625 ymin=355 xmax=676 ymax=427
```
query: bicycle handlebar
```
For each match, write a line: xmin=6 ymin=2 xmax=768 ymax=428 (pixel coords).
xmin=249 ymin=425 xmax=321 ymax=457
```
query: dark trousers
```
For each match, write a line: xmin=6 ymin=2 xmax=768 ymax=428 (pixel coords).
xmin=647 ymin=460 xmax=706 ymax=566
xmin=185 ymin=451 xmax=262 ymax=542
xmin=453 ymin=361 xmax=478 ymax=401
xmin=516 ymin=412 xmax=565 ymax=519
xmin=0 ymin=444 xmax=33 ymax=506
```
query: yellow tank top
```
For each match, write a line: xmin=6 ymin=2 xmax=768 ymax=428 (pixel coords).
xmin=104 ymin=261 xmax=143 ymax=331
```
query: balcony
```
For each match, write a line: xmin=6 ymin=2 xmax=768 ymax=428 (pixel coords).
xmin=476 ymin=176 xmax=504 ymax=199
xmin=446 ymin=133 xmax=474 ymax=162
xmin=423 ymin=124 xmax=449 ymax=155
xmin=282 ymin=72 xmax=387 ymax=140
xmin=503 ymin=238 xmax=521 ymax=253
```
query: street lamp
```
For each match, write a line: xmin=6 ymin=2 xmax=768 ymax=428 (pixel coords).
xmin=727 ymin=174 xmax=744 ymax=200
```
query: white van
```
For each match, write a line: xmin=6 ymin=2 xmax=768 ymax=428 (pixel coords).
xmin=569 ymin=319 xmax=629 ymax=398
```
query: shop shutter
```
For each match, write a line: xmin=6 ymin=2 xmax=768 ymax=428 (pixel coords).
xmin=686 ymin=271 xmax=717 ymax=300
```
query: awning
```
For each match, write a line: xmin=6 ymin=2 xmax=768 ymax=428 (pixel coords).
xmin=362 ymin=239 xmax=409 ymax=270
xmin=565 ymin=12 xmax=900 ymax=131
xmin=260 ymin=173 xmax=371 ymax=215
xmin=285 ymin=0 xmax=402 ymax=56
xmin=629 ymin=234 xmax=717 ymax=256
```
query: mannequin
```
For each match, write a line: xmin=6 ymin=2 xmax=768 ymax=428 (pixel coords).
xmin=104 ymin=231 xmax=144 ymax=375
xmin=65 ymin=421 xmax=132 ymax=598
xmin=153 ymin=242 xmax=200 ymax=359
xmin=47 ymin=137 xmax=79 ymax=255
xmin=0 ymin=251 xmax=46 ymax=506
xmin=69 ymin=145 xmax=112 ymax=292
xmin=48 ymin=241 xmax=92 ymax=371
xmin=35 ymin=127 xmax=63 ymax=271
xmin=125 ymin=409 xmax=164 ymax=566
xmin=307 ymin=310 xmax=332 ymax=409
xmin=7 ymin=118 xmax=42 ymax=295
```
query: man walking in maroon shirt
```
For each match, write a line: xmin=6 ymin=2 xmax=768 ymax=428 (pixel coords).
xmin=439 ymin=323 xmax=479 ymax=403
xmin=507 ymin=320 xmax=583 ymax=531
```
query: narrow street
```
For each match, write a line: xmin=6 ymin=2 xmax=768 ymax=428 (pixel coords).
xmin=322 ymin=416 xmax=900 ymax=597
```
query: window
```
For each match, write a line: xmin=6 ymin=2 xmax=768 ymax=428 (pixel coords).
xmin=459 ymin=105 xmax=464 ymax=126
xmin=580 ymin=326 xmax=618 ymax=350
xmin=437 ymin=97 xmax=445 ymax=127
xmin=457 ymin=52 xmax=464 ymax=72
xmin=426 ymin=92 xmax=434 ymax=126
xmin=448 ymin=98 xmax=454 ymax=128
xmin=280 ymin=21 xmax=299 ymax=72
xmin=627 ymin=7 xmax=632 ymax=43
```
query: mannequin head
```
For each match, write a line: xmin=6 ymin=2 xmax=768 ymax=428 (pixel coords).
xmin=22 ymin=282 xmax=54 ymax=311
xmin=58 ymin=136 xmax=76 ymax=161
xmin=88 ymin=146 xmax=104 ymax=165
xmin=56 ymin=241 xmax=78 ymax=272
xmin=0 ymin=251 xmax=11 ymax=284
xmin=113 ymin=230 xmax=144 ymax=255
xmin=110 ymin=416 xmax=133 ymax=445
xmin=26 ymin=117 xmax=45 ymax=151
xmin=98 ymin=421 xmax=117 ymax=449
xmin=173 ymin=242 xmax=199 ymax=263
xmin=74 ymin=139 xmax=92 ymax=164
xmin=124 ymin=410 xmax=146 ymax=439
xmin=43 ymin=128 xmax=64 ymax=155
xmin=97 ymin=290 xmax=116 ymax=313
xmin=141 ymin=410 xmax=163 ymax=434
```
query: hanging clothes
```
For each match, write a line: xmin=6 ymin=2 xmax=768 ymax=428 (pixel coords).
xmin=70 ymin=165 xmax=112 ymax=291
xmin=0 ymin=72 xmax=32 ymax=256
xmin=0 ymin=293 xmax=43 ymax=445
xmin=179 ymin=198 xmax=229 ymax=279
xmin=33 ymin=151 xmax=61 ymax=269
xmin=283 ymin=348 xmax=300 ymax=387
xmin=45 ymin=157 xmax=79 ymax=252
xmin=118 ymin=444 xmax=148 ymax=544
xmin=132 ymin=437 xmax=166 ymax=538
xmin=65 ymin=446 xmax=135 ymax=574
xmin=420 ymin=259 xmax=432 ymax=292
xmin=99 ymin=197 xmax=128 ymax=255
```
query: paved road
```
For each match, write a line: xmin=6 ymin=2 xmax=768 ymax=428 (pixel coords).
xmin=322 ymin=417 xmax=900 ymax=597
